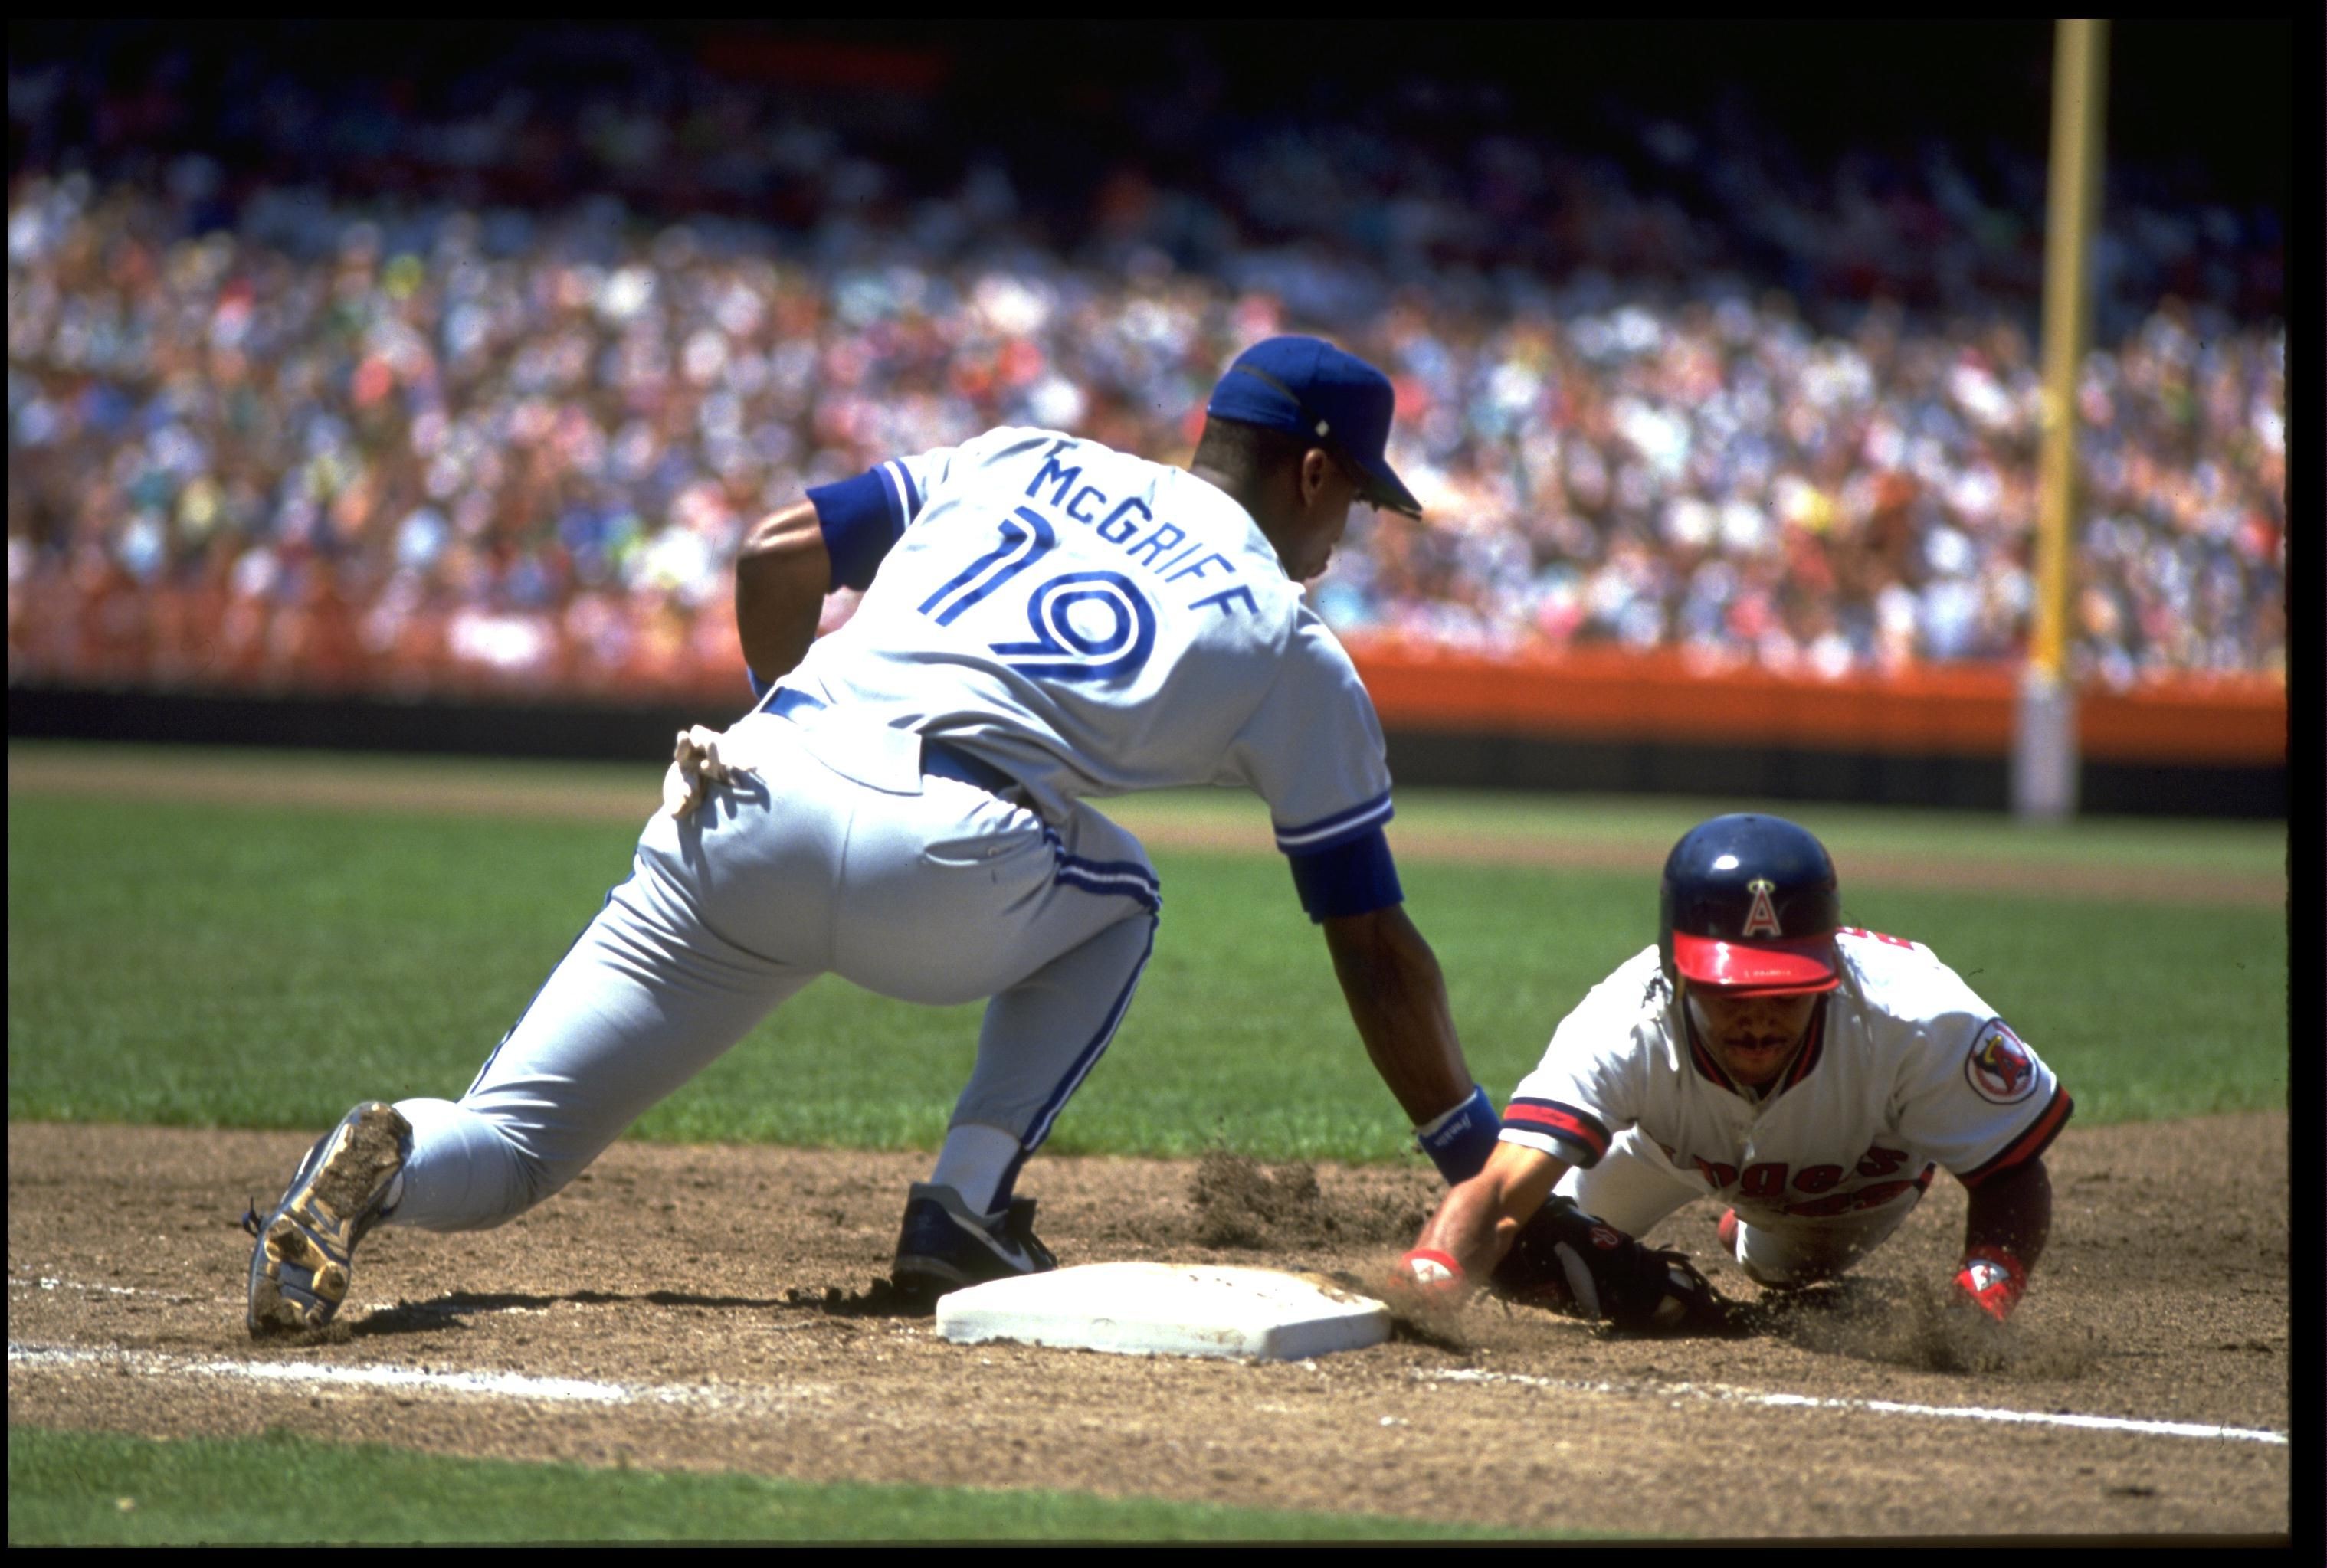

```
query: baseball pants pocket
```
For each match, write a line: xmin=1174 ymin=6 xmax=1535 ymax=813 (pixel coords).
xmin=830 ymin=787 xmax=1153 ymax=1007
xmin=917 ymin=812 xmax=1047 ymax=869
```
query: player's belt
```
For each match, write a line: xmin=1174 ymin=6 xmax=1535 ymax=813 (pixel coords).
xmin=769 ymin=687 xmax=1021 ymax=798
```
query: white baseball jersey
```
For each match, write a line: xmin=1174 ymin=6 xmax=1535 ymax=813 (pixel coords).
xmin=782 ymin=427 xmax=1399 ymax=905
xmin=1499 ymin=930 xmax=2073 ymax=1219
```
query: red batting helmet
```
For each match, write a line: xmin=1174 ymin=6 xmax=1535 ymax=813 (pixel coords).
xmin=1657 ymin=813 xmax=1842 ymax=997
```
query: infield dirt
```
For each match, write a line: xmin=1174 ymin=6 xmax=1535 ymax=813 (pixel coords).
xmin=8 ymin=1111 xmax=2289 ymax=1539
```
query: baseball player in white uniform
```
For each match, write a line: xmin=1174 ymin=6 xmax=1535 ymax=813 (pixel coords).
xmin=245 ymin=336 xmax=1510 ymax=1335
xmin=1396 ymin=813 xmax=2070 ymax=1333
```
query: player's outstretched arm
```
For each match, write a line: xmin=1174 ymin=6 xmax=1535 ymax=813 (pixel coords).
xmin=736 ymin=500 xmax=831 ymax=689
xmin=1402 ymin=1141 xmax=1570 ymax=1291
xmin=1319 ymin=903 xmax=1478 ymax=1127
xmin=1955 ymin=1156 xmax=2052 ymax=1321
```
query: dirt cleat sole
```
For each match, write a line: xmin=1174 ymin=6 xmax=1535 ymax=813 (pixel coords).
xmin=890 ymin=1182 xmax=1057 ymax=1307
xmin=244 ymin=1101 xmax=411 ymax=1337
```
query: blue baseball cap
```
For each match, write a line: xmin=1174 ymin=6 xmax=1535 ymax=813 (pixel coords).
xmin=1205 ymin=336 xmax=1423 ymax=517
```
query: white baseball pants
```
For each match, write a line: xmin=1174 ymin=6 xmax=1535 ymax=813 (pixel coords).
xmin=385 ymin=709 xmax=1159 ymax=1232
xmin=1558 ymin=1128 xmax=1928 ymax=1287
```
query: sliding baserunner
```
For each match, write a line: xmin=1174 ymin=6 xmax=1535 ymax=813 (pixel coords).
xmin=1398 ymin=813 xmax=2070 ymax=1334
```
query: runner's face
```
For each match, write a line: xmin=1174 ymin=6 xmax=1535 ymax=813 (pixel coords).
xmin=1685 ymin=987 xmax=1821 ymax=1087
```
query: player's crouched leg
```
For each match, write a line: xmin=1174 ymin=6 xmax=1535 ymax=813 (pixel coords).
xmin=1726 ymin=1186 xmax=1927 ymax=1289
xmin=244 ymin=1089 xmax=639 ymax=1332
xmin=375 ymin=1098 xmax=552 ymax=1232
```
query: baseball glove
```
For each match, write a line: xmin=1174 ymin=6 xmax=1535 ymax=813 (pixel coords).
xmin=1490 ymin=1196 xmax=1733 ymax=1335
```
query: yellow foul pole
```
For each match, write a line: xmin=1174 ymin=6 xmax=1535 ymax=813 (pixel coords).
xmin=2014 ymin=17 xmax=2109 ymax=820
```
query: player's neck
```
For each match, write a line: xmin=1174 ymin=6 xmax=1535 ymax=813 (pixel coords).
xmin=1187 ymin=457 xmax=1260 ymax=518
xmin=1187 ymin=459 xmax=1300 ymax=578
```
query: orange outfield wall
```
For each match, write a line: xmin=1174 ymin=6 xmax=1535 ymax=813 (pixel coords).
xmin=1340 ymin=639 xmax=2288 ymax=767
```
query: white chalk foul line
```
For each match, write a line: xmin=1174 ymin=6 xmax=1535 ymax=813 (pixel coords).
xmin=8 ymin=1340 xmax=2286 ymax=1449
xmin=11 ymin=1274 xmax=533 ymax=1314
xmin=11 ymin=1343 xmax=634 ymax=1404
xmin=1417 ymin=1367 xmax=2289 ymax=1446
xmin=8 ymin=1343 xmax=834 ymax=1416
xmin=15 ymin=1275 xmax=162 ymax=1299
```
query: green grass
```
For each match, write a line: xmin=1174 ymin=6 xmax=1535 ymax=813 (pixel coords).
xmin=6 ymin=1426 xmax=1545 ymax=1543
xmin=15 ymin=739 xmax=2289 ymax=880
xmin=1108 ymin=783 xmax=2291 ymax=882
xmin=7 ymin=749 xmax=2287 ymax=1151
xmin=0 ymin=748 xmax=2286 ymax=1543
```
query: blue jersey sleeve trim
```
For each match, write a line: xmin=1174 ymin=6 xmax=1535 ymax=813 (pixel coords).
xmin=1273 ymin=791 xmax=1394 ymax=854
xmin=808 ymin=469 xmax=908 ymax=591
xmin=886 ymin=459 xmax=922 ymax=519
xmin=1286 ymin=825 xmax=1403 ymax=922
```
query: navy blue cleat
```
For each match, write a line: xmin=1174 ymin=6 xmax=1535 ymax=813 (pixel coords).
xmin=890 ymin=1182 xmax=1057 ymax=1304
xmin=243 ymin=1102 xmax=411 ymax=1337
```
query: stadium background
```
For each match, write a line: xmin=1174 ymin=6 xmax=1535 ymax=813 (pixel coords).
xmin=5 ymin=18 xmax=2291 ymax=814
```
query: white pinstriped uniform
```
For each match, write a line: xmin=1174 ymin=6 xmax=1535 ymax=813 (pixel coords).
xmin=1500 ymin=932 xmax=2073 ymax=1285
xmin=383 ymin=427 xmax=1401 ymax=1233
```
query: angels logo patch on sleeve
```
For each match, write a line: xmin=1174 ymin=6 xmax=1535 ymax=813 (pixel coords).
xmin=1964 ymin=1019 xmax=2039 ymax=1105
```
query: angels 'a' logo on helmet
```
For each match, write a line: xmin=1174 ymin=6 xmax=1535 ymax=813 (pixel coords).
xmin=1965 ymin=1020 xmax=2039 ymax=1105
xmin=1741 ymin=878 xmax=1783 ymax=938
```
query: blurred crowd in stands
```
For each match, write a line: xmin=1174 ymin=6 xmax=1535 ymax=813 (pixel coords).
xmin=6 ymin=30 xmax=2287 ymax=700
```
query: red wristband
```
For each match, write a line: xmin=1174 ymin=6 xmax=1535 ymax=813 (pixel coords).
xmin=1398 ymin=1248 xmax=1464 ymax=1294
xmin=1955 ymin=1246 xmax=2027 ymax=1322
